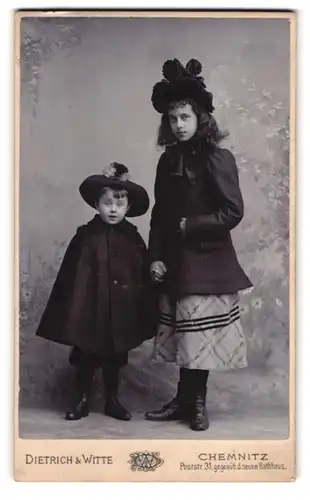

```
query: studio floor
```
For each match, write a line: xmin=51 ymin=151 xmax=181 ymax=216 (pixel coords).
xmin=19 ymin=405 xmax=289 ymax=440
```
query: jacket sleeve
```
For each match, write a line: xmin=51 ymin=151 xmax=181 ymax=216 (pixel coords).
xmin=184 ymin=149 xmax=244 ymax=235
xmin=148 ymin=153 xmax=167 ymax=262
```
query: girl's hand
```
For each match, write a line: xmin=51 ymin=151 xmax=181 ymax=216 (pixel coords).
xmin=179 ymin=218 xmax=186 ymax=235
xmin=150 ymin=261 xmax=167 ymax=282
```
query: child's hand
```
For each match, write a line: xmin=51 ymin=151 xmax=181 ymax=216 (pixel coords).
xmin=150 ymin=261 xmax=167 ymax=282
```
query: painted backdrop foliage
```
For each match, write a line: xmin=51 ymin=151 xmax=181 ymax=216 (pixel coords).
xmin=19 ymin=17 xmax=290 ymax=414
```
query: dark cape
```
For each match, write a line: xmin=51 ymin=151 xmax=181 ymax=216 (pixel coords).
xmin=36 ymin=215 xmax=157 ymax=357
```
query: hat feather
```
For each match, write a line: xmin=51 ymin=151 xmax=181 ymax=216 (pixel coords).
xmin=102 ymin=162 xmax=129 ymax=181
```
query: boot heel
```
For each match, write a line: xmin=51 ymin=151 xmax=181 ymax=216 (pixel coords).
xmin=104 ymin=396 xmax=132 ymax=421
xmin=189 ymin=396 xmax=209 ymax=431
xmin=81 ymin=407 xmax=89 ymax=417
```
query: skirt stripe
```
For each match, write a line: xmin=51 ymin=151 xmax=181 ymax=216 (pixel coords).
xmin=177 ymin=313 xmax=241 ymax=332
xmin=160 ymin=303 xmax=239 ymax=325
xmin=152 ymin=293 xmax=247 ymax=370
xmin=177 ymin=306 xmax=240 ymax=326
xmin=159 ymin=312 xmax=240 ymax=332
xmin=159 ymin=305 xmax=240 ymax=331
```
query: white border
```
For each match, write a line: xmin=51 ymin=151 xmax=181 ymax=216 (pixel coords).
xmin=1 ymin=0 xmax=309 ymax=498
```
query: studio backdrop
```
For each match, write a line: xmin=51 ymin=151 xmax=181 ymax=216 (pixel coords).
xmin=19 ymin=16 xmax=290 ymax=437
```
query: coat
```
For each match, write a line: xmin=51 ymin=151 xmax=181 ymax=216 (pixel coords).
xmin=148 ymin=141 xmax=253 ymax=296
xmin=36 ymin=215 xmax=157 ymax=357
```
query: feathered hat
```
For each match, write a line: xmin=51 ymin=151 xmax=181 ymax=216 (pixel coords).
xmin=79 ymin=162 xmax=149 ymax=217
xmin=151 ymin=58 xmax=214 ymax=114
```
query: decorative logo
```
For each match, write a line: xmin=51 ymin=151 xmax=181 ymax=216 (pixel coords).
xmin=128 ymin=451 xmax=164 ymax=472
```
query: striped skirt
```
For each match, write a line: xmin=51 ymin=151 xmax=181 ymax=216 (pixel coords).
xmin=152 ymin=293 xmax=247 ymax=370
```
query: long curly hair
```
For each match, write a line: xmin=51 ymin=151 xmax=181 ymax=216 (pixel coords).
xmin=157 ymin=99 xmax=228 ymax=148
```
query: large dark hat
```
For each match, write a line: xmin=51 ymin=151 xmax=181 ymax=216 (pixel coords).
xmin=79 ymin=162 xmax=149 ymax=217
xmin=152 ymin=58 xmax=214 ymax=114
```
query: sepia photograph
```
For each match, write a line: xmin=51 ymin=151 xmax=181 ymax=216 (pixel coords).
xmin=15 ymin=10 xmax=295 ymax=481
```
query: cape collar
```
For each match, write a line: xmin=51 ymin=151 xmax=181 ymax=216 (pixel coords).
xmin=81 ymin=214 xmax=138 ymax=237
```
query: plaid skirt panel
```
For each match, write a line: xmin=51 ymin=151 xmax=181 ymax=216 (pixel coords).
xmin=153 ymin=294 xmax=247 ymax=370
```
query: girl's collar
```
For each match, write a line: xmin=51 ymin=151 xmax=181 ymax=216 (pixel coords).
xmin=166 ymin=135 xmax=204 ymax=155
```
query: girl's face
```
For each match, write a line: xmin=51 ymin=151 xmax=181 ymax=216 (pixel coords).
xmin=96 ymin=188 xmax=129 ymax=225
xmin=168 ymin=102 xmax=198 ymax=142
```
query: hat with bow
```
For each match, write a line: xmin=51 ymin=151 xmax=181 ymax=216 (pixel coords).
xmin=151 ymin=58 xmax=214 ymax=114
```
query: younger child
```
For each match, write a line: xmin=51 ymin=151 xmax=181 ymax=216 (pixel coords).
xmin=36 ymin=162 xmax=153 ymax=421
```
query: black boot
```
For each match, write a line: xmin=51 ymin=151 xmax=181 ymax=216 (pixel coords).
xmin=65 ymin=365 xmax=94 ymax=421
xmin=189 ymin=370 xmax=210 ymax=431
xmin=144 ymin=368 xmax=190 ymax=421
xmin=102 ymin=365 xmax=132 ymax=421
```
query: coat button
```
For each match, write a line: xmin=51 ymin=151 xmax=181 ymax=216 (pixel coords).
xmin=113 ymin=280 xmax=118 ymax=285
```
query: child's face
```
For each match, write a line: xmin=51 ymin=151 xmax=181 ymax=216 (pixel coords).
xmin=96 ymin=188 xmax=129 ymax=225
xmin=168 ymin=102 xmax=198 ymax=142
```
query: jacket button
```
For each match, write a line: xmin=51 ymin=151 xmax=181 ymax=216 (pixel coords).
xmin=113 ymin=280 xmax=118 ymax=285
xmin=112 ymin=251 xmax=117 ymax=257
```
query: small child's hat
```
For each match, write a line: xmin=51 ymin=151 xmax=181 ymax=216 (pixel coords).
xmin=152 ymin=58 xmax=214 ymax=114
xmin=79 ymin=162 xmax=149 ymax=217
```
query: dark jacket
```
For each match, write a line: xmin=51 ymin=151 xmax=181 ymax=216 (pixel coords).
xmin=148 ymin=141 xmax=253 ymax=296
xmin=36 ymin=215 xmax=157 ymax=356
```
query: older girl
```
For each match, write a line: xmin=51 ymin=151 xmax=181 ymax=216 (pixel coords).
xmin=145 ymin=59 xmax=252 ymax=431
